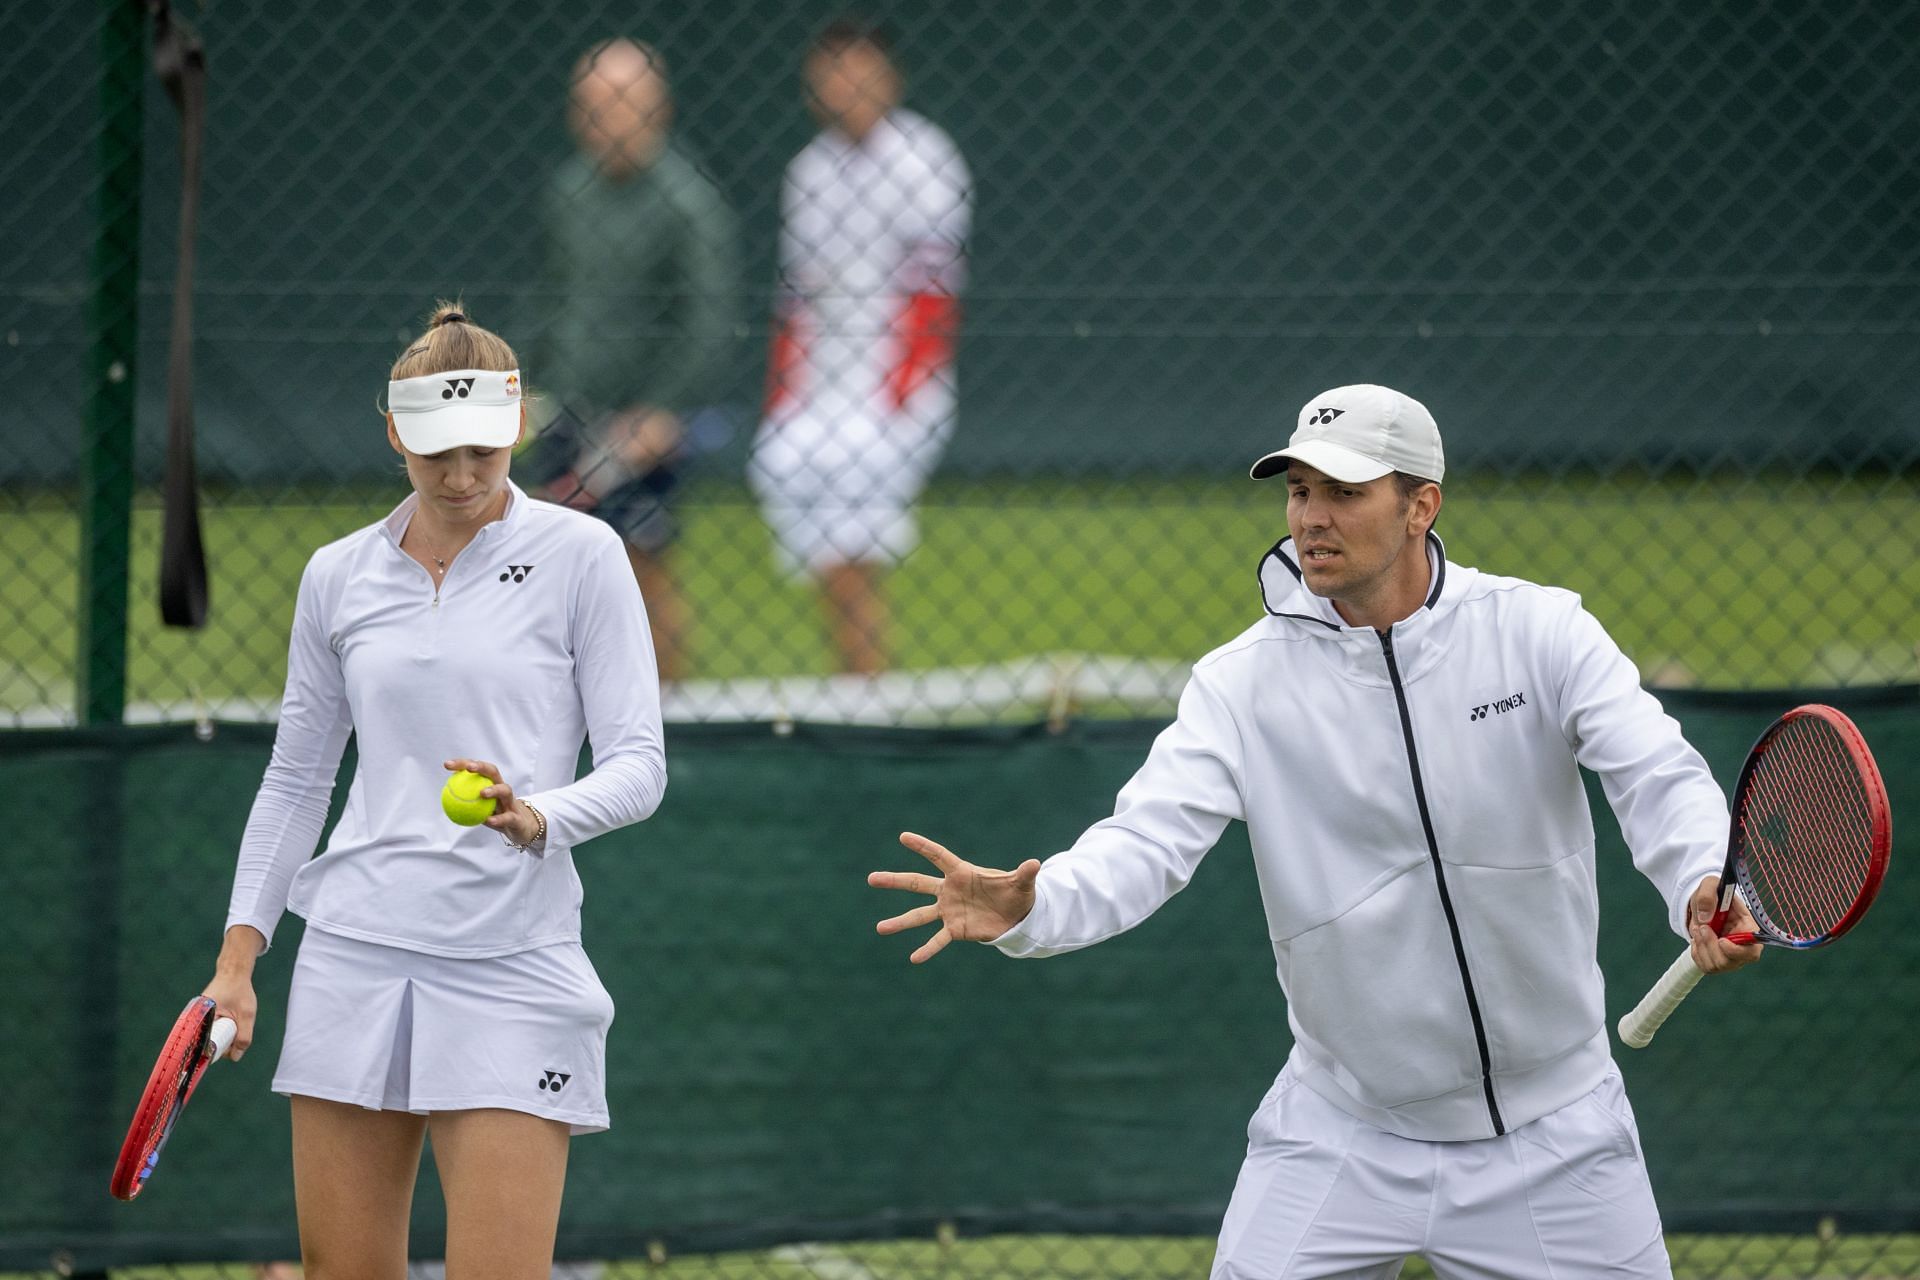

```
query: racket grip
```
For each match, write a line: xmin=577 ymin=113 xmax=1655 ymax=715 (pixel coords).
xmin=208 ymin=1016 xmax=238 ymax=1062
xmin=1617 ymin=947 xmax=1706 ymax=1049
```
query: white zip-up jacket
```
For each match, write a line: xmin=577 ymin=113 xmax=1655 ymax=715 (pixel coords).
xmin=994 ymin=534 xmax=1726 ymax=1141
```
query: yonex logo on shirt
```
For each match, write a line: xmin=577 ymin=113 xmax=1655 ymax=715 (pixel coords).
xmin=1307 ymin=407 xmax=1345 ymax=426
xmin=1468 ymin=691 xmax=1527 ymax=722
xmin=539 ymin=1070 xmax=571 ymax=1093
xmin=499 ymin=564 xmax=535 ymax=583
xmin=441 ymin=377 xmax=476 ymax=400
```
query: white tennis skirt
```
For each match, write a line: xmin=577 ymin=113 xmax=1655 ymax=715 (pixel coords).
xmin=272 ymin=926 xmax=615 ymax=1134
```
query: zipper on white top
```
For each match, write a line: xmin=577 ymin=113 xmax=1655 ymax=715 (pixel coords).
xmin=1380 ymin=624 xmax=1505 ymax=1137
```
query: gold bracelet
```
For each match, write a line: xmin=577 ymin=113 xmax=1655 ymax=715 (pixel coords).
xmin=514 ymin=802 xmax=547 ymax=852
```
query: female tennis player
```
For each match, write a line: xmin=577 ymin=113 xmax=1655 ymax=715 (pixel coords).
xmin=201 ymin=303 xmax=667 ymax=1279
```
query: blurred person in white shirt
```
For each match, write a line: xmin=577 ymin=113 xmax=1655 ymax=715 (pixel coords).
xmin=750 ymin=17 xmax=972 ymax=674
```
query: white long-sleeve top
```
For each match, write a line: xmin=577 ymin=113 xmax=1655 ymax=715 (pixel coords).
xmin=994 ymin=534 xmax=1726 ymax=1141
xmin=224 ymin=482 xmax=667 ymax=958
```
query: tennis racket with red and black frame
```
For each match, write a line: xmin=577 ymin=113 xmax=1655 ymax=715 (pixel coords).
xmin=1618 ymin=703 xmax=1892 ymax=1049
xmin=109 ymin=995 xmax=237 ymax=1201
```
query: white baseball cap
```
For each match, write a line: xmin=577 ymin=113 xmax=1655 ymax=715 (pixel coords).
xmin=387 ymin=367 xmax=523 ymax=454
xmin=1249 ymin=384 xmax=1445 ymax=484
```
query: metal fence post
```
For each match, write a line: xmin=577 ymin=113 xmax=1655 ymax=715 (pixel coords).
xmin=79 ymin=0 xmax=144 ymax=728
xmin=66 ymin=5 xmax=143 ymax=1273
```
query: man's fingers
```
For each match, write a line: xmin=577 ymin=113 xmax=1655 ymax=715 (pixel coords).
xmin=899 ymin=831 xmax=957 ymax=870
xmin=1690 ymin=874 xmax=1727 ymax=925
xmin=876 ymin=904 xmax=941 ymax=936
xmin=1691 ymin=926 xmax=1762 ymax=974
xmin=910 ymin=927 xmax=954 ymax=965
xmin=1013 ymin=858 xmax=1042 ymax=885
xmin=1727 ymin=894 xmax=1760 ymax=932
xmin=1691 ymin=922 xmax=1730 ymax=965
xmin=1711 ymin=934 xmax=1764 ymax=972
xmin=868 ymin=870 xmax=942 ymax=896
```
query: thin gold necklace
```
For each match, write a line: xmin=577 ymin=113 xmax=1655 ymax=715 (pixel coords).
xmin=413 ymin=524 xmax=450 ymax=575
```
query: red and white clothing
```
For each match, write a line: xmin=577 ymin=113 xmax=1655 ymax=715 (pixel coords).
xmin=750 ymin=108 xmax=972 ymax=574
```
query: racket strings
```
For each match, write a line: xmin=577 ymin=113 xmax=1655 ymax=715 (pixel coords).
xmin=1737 ymin=717 xmax=1875 ymax=942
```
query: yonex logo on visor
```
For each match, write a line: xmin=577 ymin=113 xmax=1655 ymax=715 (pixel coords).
xmin=1307 ymin=407 xmax=1345 ymax=426
xmin=388 ymin=367 xmax=523 ymax=455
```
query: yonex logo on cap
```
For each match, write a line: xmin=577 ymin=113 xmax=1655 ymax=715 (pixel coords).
xmin=1248 ymin=385 xmax=1445 ymax=485
xmin=442 ymin=377 xmax=476 ymax=400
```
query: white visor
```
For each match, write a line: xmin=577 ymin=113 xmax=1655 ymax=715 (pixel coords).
xmin=388 ymin=368 xmax=522 ymax=454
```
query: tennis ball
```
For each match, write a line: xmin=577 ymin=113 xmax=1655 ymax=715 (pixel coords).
xmin=441 ymin=770 xmax=497 ymax=826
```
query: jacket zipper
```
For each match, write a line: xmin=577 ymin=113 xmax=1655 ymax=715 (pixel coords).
xmin=1379 ymin=627 xmax=1506 ymax=1136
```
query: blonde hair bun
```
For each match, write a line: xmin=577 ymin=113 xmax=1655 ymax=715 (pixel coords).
xmin=391 ymin=300 xmax=516 ymax=380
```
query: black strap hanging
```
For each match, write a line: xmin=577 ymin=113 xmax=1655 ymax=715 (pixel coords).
xmin=154 ymin=0 xmax=208 ymax=628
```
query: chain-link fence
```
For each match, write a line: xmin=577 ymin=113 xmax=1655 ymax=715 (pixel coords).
xmin=6 ymin=0 xmax=1917 ymax=730
xmin=5 ymin=0 xmax=1919 ymax=1276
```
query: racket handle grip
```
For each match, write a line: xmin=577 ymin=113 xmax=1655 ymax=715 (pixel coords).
xmin=1618 ymin=947 xmax=1706 ymax=1049
xmin=209 ymin=1016 xmax=238 ymax=1062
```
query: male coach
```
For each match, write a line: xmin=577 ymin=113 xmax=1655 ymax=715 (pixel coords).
xmin=870 ymin=384 xmax=1761 ymax=1278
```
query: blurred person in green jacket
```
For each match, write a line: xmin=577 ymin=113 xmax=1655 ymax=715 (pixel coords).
xmin=526 ymin=38 xmax=739 ymax=681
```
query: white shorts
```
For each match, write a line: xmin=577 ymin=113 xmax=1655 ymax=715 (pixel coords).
xmin=755 ymin=486 xmax=923 ymax=578
xmin=748 ymin=406 xmax=951 ymax=577
xmin=272 ymin=927 xmax=615 ymax=1134
xmin=1210 ymin=1064 xmax=1670 ymax=1279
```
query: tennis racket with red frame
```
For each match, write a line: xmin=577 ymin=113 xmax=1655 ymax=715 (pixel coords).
xmin=1618 ymin=703 xmax=1892 ymax=1049
xmin=109 ymin=995 xmax=238 ymax=1201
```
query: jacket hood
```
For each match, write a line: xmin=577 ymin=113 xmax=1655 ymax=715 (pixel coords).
xmin=1258 ymin=529 xmax=1451 ymax=631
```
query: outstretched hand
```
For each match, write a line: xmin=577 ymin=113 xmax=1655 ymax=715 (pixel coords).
xmin=868 ymin=832 xmax=1041 ymax=963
